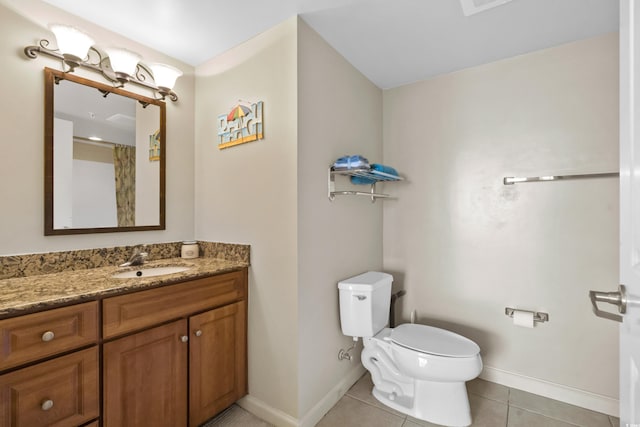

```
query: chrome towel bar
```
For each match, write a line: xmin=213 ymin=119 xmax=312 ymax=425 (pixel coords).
xmin=503 ymin=172 xmax=618 ymax=185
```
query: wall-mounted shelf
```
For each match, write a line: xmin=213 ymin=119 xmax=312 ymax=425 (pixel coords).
xmin=328 ymin=168 xmax=403 ymax=202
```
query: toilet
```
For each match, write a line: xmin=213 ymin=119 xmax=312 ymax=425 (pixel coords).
xmin=338 ymin=271 xmax=482 ymax=427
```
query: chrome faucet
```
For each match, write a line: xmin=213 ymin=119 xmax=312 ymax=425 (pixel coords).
xmin=119 ymin=247 xmax=148 ymax=267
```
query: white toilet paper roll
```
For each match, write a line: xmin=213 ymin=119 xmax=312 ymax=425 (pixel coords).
xmin=513 ymin=310 xmax=534 ymax=328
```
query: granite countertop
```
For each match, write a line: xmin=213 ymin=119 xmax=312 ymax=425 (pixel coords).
xmin=0 ymin=257 xmax=248 ymax=317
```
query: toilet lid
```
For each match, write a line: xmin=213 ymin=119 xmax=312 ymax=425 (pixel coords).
xmin=390 ymin=324 xmax=480 ymax=358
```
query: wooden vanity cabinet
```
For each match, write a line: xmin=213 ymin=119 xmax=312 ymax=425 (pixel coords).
xmin=0 ymin=302 xmax=99 ymax=427
xmin=103 ymin=319 xmax=188 ymax=427
xmin=0 ymin=348 xmax=99 ymax=427
xmin=0 ymin=301 xmax=98 ymax=371
xmin=102 ymin=269 xmax=248 ymax=427
xmin=189 ymin=300 xmax=247 ymax=427
xmin=0 ymin=268 xmax=247 ymax=427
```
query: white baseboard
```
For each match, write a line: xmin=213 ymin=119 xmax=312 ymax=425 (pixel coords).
xmin=298 ymin=365 xmax=366 ymax=427
xmin=480 ymin=365 xmax=619 ymax=417
xmin=239 ymin=364 xmax=618 ymax=424
xmin=237 ymin=395 xmax=299 ymax=427
xmin=237 ymin=365 xmax=366 ymax=427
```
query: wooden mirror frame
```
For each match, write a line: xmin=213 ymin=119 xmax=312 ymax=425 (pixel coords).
xmin=44 ymin=67 xmax=166 ymax=235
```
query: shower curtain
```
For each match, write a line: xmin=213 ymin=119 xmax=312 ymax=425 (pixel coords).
xmin=113 ymin=145 xmax=136 ymax=227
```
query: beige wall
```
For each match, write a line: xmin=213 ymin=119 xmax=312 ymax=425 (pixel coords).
xmin=194 ymin=18 xmax=384 ymax=424
xmin=0 ymin=0 xmax=622 ymax=420
xmin=0 ymin=1 xmax=195 ymax=255
xmin=297 ymin=19 xmax=383 ymax=419
xmin=383 ymin=33 xmax=619 ymax=400
xmin=194 ymin=18 xmax=300 ymax=420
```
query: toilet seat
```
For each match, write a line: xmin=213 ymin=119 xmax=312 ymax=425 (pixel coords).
xmin=390 ymin=324 xmax=479 ymax=358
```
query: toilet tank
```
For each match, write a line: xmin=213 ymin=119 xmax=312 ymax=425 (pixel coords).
xmin=338 ymin=271 xmax=393 ymax=338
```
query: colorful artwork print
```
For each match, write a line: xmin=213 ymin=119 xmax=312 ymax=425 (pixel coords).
xmin=149 ymin=129 xmax=160 ymax=161
xmin=217 ymin=101 xmax=263 ymax=149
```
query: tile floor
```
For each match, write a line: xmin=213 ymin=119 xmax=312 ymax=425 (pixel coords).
xmin=206 ymin=373 xmax=620 ymax=427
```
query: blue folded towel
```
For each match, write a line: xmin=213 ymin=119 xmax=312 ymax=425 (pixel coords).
xmin=371 ymin=163 xmax=398 ymax=177
xmin=350 ymin=163 xmax=399 ymax=185
xmin=332 ymin=155 xmax=370 ymax=171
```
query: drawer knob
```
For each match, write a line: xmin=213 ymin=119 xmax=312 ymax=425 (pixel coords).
xmin=41 ymin=399 xmax=54 ymax=411
xmin=41 ymin=331 xmax=55 ymax=342
xmin=180 ymin=335 xmax=188 ymax=343
xmin=194 ymin=330 xmax=202 ymax=337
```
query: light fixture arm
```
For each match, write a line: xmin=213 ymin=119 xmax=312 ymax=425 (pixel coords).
xmin=24 ymin=39 xmax=179 ymax=102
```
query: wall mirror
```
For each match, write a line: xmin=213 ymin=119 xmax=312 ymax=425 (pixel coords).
xmin=44 ymin=67 xmax=166 ymax=235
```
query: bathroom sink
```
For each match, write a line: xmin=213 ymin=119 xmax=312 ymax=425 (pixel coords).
xmin=112 ymin=266 xmax=191 ymax=279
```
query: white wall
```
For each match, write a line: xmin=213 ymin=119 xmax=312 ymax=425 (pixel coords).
xmin=72 ymin=159 xmax=117 ymax=228
xmin=194 ymin=18 xmax=300 ymax=420
xmin=53 ymin=117 xmax=73 ymax=229
xmin=0 ymin=1 xmax=195 ymax=255
xmin=383 ymin=33 xmax=619 ymax=403
xmin=135 ymin=102 xmax=161 ymax=226
xmin=297 ymin=18 xmax=383 ymax=421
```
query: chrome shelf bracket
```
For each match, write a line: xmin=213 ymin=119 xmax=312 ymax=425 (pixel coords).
xmin=328 ymin=168 xmax=402 ymax=203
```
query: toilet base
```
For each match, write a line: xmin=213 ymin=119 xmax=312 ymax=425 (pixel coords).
xmin=372 ymin=380 xmax=472 ymax=427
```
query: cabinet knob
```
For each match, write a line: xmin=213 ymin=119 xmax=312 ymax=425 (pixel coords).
xmin=41 ymin=331 xmax=55 ymax=342
xmin=180 ymin=335 xmax=189 ymax=343
xmin=194 ymin=330 xmax=202 ymax=337
xmin=41 ymin=399 xmax=54 ymax=411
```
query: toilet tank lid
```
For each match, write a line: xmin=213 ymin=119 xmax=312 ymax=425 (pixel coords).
xmin=390 ymin=323 xmax=480 ymax=358
xmin=338 ymin=271 xmax=393 ymax=290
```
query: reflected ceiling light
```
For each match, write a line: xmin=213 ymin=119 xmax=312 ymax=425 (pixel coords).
xmin=24 ymin=24 xmax=181 ymax=102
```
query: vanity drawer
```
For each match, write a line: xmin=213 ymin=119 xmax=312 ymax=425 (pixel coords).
xmin=0 ymin=346 xmax=99 ymax=427
xmin=103 ymin=270 xmax=247 ymax=339
xmin=0 ymin=301 xmax=98 ymax=371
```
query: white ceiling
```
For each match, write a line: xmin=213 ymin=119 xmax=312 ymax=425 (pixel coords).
xmin=40 ymin=0 xmax=618 ymax=89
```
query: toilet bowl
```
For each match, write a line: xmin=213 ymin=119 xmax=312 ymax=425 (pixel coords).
xmin=362 ymin=325 xmax=482 ymax=426
xmin=338 ymin=272 xmax=483 ymax=427
xmin=390 ymin=323 xmax=482 ymax=382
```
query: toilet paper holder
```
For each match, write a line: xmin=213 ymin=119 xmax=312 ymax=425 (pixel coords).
xmin=504 ymin=307 xmax=549 ymax=323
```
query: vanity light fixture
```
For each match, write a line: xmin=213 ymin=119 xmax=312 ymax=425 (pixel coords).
xmin=147 ymin=63 xmax=183 ymax=100
xmin=24 ymin=24 xmax=182 ymax=102
xmin=102 ymin=47 xmax=142 ymax=83
xmin=48 ymin=24 xmax=94 ymax=72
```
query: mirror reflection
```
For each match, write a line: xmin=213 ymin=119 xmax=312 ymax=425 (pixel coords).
xmin=45 ymin=68 xmax=166 ymax=235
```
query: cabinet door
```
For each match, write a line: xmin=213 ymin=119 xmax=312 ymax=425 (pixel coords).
xmin=103 ymin=320 xmax=188 ymax=427
xmin=189 ymin=301 xmax=247 ymax=427
xmin=0 ymin=347 xmax=99 ymax=427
